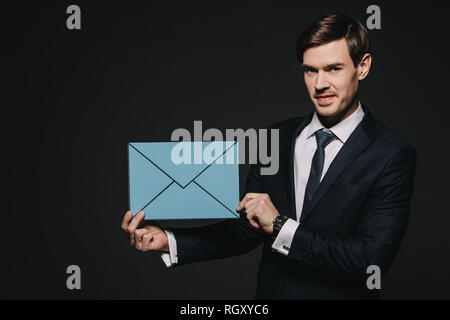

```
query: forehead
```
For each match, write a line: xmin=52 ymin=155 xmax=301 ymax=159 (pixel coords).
xmin=303 ymin=38 xmax=352 ymax=67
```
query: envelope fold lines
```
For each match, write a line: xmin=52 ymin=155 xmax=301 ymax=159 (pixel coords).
xmin=183 ymin=140 xmax=238 ymax=189
xmin=193 ymin=181 xmax=239 ymax=217
xmin=128 ymin=143 xmax=182 ymax=188
xmin=128 ymin=141 xmax=240 ymax=220
xmin=139 ymin=181 xmax=175 ymax=212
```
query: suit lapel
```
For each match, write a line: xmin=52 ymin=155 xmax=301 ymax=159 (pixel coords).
xmin=285 ymin=113 xmax=314 ymax=220
xmin=299 ymin=108 xmax=375 ymax=223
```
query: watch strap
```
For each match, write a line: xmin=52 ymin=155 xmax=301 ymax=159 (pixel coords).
xmin=272 ymin=215 xmax=289 ymax=240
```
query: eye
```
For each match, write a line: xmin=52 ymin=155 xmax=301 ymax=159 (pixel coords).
xmin=304 ymin=68 xmax=317 ymax=75
xmin=329 ymin=67 xmax=341 ymax=72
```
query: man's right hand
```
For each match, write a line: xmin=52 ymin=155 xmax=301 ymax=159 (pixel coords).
xmin=121 ymin=210 xmax=169 ymax=253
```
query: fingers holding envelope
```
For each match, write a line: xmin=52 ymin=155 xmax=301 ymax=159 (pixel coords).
xmin=121 ymin=210 xmax=133 ymax=231
xmin=236 ymin=193 xmax=262 ymax=229
xmin=134 ymin=228 xmax=148 ymax=250
xmin=121 ymin=210 xmax=145 ymax=246
xmin=237 ymin=193 xmax=280 ymax=233
xmin=242 ymin=196 xmax=264 ymax=229
xmin=121 ymin=210 xmax=169 ymax=252
xmin=141 ymin=233 xmax=154 ymax=252
xmin=236 ymin=193 xmax=260 ymax=212
xmin=140 ymin=225 xmax=170 ymax=252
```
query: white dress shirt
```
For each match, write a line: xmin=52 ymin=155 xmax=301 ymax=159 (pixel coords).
xmin=162 ymin=102 xmax=365 ymax=266
xmin=271 ymin=102 xmax=365 ymax=254
xmin=161 ymin=230 xmax=178 ymax=266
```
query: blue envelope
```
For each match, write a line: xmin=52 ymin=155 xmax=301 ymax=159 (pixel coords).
xmin=128 ymin=141 xmax=239 ymax=220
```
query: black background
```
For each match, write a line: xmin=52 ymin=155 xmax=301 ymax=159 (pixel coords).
xmin=5 ymin=0 xmax=450 ymax=299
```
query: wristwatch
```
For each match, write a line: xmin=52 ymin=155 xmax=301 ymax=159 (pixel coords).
xmin=272 ymin=215 xmax=289 ymax=240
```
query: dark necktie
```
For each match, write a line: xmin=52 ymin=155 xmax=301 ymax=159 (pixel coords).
xmin=302 ymin=129 xmax=336 ymax=212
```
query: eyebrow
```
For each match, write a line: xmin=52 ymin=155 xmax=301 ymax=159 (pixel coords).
xmin=302 ymin=63 xmax=345 ymax=70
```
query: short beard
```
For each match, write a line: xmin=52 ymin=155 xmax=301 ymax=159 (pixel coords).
xmin=317 ymin=94 xmax=359 ymax=128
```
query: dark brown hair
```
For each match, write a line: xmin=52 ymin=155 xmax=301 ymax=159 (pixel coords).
xmin=296 ymin=13 xmax=370 ymax=66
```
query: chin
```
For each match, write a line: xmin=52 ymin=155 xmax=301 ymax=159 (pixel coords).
xmin=314 ymin=103 xmax=339 ymax=117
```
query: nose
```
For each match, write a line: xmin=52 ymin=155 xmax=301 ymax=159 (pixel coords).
xmin=314 ymin=70 xmax=330 ymax=91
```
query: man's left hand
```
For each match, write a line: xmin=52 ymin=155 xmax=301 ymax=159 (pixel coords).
xmin=236 ymin=193 xmax=280 ymax=234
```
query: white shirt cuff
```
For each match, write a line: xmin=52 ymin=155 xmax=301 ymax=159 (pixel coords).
xmin=160 ymin=230 xmax=178 ymax=267
xmin=271 ymin=218 xmax=299 ymax=256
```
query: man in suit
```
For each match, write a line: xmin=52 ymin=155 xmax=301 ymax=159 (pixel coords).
xmin=121 ymin=13 xmax=417 ymax=299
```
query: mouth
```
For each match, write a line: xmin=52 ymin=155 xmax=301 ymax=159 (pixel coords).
xmin=315 ymin=94 xmax=336 ymax=106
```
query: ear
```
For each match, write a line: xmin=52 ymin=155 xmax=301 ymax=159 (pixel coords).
xmin=357 ymin=53 xmax=372 ymax=80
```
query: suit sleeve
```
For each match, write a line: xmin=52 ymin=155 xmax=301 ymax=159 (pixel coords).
xmin=167 ymin=163 xmax=269 ymax=266
xmin=287 ymin=144 xmax=417 ymax=278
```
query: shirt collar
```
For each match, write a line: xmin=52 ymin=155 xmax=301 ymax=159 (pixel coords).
xmin=305 ymin=101 xmax=365 ymax=143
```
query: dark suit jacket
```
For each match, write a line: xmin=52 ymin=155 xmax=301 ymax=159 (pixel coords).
xmin=169 ymin=104 xmax=417 ymax=299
